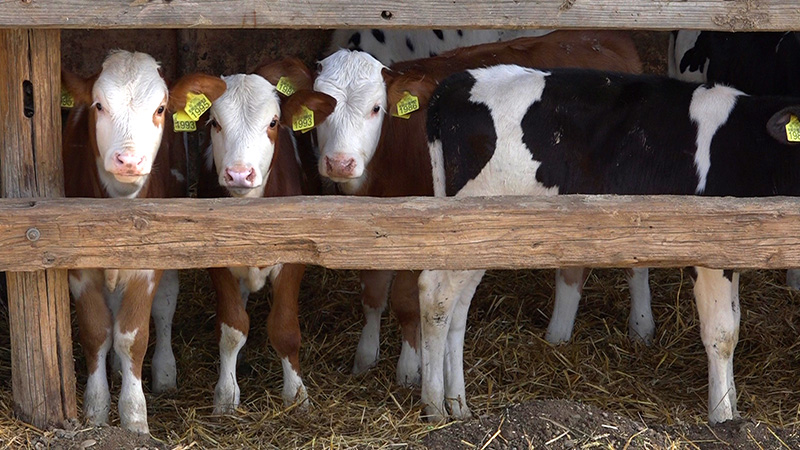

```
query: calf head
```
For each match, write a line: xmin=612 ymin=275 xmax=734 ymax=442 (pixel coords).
xmin=173 ymin=59 xmax=312 ymax=198
xmin=62 ymin=51 xmax=169 ymax=196
xmin=306 ymin=50 xmax=388 ymax=190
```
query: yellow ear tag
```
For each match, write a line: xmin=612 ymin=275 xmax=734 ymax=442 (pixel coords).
xmin=184 ymin=92 xmax=212 ymax=121
xmin=786 ymin=115 xmax=800 ymax=142
xmin=173 ymin=110 xmax=197 ymax=132
xmin=60 ymin=88 xmax=74 ymax=108
xmin=393 ymin=91 xmax=420 ymax=119
xmin=275 ymin=77 xmax=296 ymax=96
xmin=292 ymin=106 xmax=315 ymax=133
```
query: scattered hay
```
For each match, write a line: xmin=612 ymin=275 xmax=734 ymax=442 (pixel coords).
xmin=0 ymin=266 xmax=798 ymax=448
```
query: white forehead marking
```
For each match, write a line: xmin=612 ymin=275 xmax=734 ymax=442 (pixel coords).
xmin=689 ymin=84 xmax=742 ymax=194
xmin=314 ymin=50 xmax=387 ymax=111
xmin=213 ymin=74 xmax=280 ymax=130
xmin=93 ymin=50 xmax=167 ymax=123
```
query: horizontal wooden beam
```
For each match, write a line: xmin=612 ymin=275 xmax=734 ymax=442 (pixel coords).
xmin=1 ymin=1 xmax=798 ymax=31
xmin=2 ymin=195 xmax=800 ymax=271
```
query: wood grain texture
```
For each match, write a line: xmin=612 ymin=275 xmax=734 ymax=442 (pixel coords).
xmin=1 ymin=195 xmax=799 ymax=271
xmin=0 ymin=29 xmax=76 ymax=429
xmin=0 ymin=0 xmax=796 ymax=31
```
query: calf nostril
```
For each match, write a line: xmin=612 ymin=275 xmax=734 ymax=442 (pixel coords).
xmin=224 ymin=170 xmax=234 ymax=183
xmin=325 ymin=157 xmax=334 ymax=173
xmin=345 ymin=159 xmax=356 ymax=171
xmin=246 ymin=169 xmax=256 ymax=183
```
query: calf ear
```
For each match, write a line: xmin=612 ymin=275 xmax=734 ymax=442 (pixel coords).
xmin=767 ymin=107 xmax=800 ymax=145
xmin=280 ymin=89 xmax=336 ymax=129
xmin=386 ymin=71 xmax=438 ymax=116
xmin=168 ymin=73 xmax=227 ymax=113
xmin=61 ymin=70 xmax=97 ymax=105
xmin=255 ymin=57 xmax=314 ymax=97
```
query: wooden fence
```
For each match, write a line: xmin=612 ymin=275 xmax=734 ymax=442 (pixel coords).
xmin=1 ymin=0 xmax=799 ymax=430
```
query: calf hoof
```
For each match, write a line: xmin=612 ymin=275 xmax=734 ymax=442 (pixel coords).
xmin=446 ymin=397 xmax=472 ymax=420
xmin=284 ymin=385 xmax=310 ymax=413
xmin=396 ymin=346 xmax=421 ymax=387
xmin=83 ymin=388 xmax=111 ymax=426
xmin=544 ymin=328 xmax=572 ymax=345
xmin=628 ymin=320 xmax=655 ymax=346
xmin=787 ymin=269 xmax=800 ymax=290
xmin=213 ymin=382 xmax=240 ymax=415
xmin=151 ymin=368 xmax=177 ymax=394
xmin=422 ymin=404 xmax=448 ymax=423
xmin=121 ymin=418 xmax=150 ymax=435
xmin=352 ymin=351 xmax=378 ymax=376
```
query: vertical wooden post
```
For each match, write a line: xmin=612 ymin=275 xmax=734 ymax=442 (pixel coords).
xmin=0 ymin=29 xmax=77 ymax=429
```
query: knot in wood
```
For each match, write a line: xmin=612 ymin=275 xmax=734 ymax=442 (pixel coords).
xmin=25 ymin=227 xmax=40 ymax=242
xmin=133 ymin=217 xmax=149 ymax=230
xmin=42 ymin=253 xmax=56 ymax=265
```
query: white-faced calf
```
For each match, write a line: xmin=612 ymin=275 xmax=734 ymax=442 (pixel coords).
xmin=283 ymin=31 xmax=649 ymax=389
xmin=421 ymin=64 xmax=800 ymax=423
xmin=61 ymin=50 xmax=194 ymax=434
xmin=174 ymin=58 xmax=318 ymax=414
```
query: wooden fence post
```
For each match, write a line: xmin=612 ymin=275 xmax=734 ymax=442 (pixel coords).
xmin=0 ymin=29 xmax=77 ymax=429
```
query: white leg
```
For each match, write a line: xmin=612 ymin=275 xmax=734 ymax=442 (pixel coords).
xmin=787 ymin=269 xmax=800 ymax=290
xmin=694 ymin=267 xmax=740 ymax=424
xmin=545 ymin=268 xmax=586 ymax=344
xmin=397 ymin=339 xmax=421 ymax=387
xmin=443 ymin=270 xmax=484 ymax=419
xmin=151 ymin=269 xmax=178 ymax=393
xmin=83 ymin=339 xmax=112 ymax=426
xmin=214 ymin=323 xmax=246 ymax=414
xmin=281 ymin=357 xmax=309 ymax=410
xmin=353 ymin=270 xmax=393 ymax=375
xmin=626 ymin=268 xmax=655 ymax=344
xmin=419 ymin=269 xmax=483 ymax=421
xmin=114 ymin=324 xmax=148 ymax=434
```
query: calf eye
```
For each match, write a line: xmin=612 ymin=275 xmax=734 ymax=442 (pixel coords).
xmin=372 ymin=105 xmax=381 ymax=114
xmin=209 ymin=118 xmax=220 ymax=130
xmin=269 ymin=118 xmax=278 ymax=129
xmin=157 ymin=105 xmax=165 ymax=115
xmin=95 ymin=103 xmax=103 ymax=111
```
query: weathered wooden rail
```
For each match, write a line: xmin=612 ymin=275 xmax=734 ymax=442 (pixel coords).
xmin=1 ymin=0 xmax=797 ymax=431
xmin=2 ymin=195 xmax=800 ymax=271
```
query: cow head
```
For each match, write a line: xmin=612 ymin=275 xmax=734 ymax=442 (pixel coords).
xmin=307 ymin=50 xmax=388 ymax=192
xmin=62 ymin=51 xmax=169 ymax=197
xmin=174 ymin=59 xmax=313 ymax=198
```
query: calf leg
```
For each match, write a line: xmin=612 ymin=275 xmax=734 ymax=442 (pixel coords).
xmin=353 ymin=270 xmax=393 ymax=375
xmin=787 ymin=269 xmax=800 ymax=290
xmin=693 ymin=267 xmax=740 ymax=424
xmin=267 ymin=264 xmax=309 ymax=410
xmin=210 ymin=268 xmax=248 ymax=415
xmin=114 ymin=270 xmax=162 ymax=434
xmin=626 ymin=268 xmax=655 ymax=344
xmin=151 ymin=269 xmax=178 ymax=393
xmin=545 ymin=268 xmax=589 ymax=344
xmin=72 ymin=269 xmax=112 ymax=426
xmin=419 ymin=269 xmax=484 ymax=421
xmin=390 ymin=270 xmax=421 ymax=387
xmin=443 ymin=270 xmax=484 ymax=419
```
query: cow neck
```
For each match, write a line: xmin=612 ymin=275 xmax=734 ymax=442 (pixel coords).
xmin=353 ymin=109 xmax=434 ymax=198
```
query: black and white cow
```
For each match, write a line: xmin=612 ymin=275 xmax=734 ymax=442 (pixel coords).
xmin=328 ymin=29 xmax=552 ymax=65
xmin=670 ymin=30 xmax=800 ymax=287
xmin=420 ymin=64 xmax=800 ymax=423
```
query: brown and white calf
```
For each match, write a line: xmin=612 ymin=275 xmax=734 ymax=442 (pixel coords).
xmin=174 ymin=59 xmax=318 ymax=414
xmin=61 ymin=50 xmax=212 ymax=433
xmin=284 ymin=31 xmax=651 ymax=388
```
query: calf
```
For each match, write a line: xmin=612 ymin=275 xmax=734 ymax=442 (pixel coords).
xmin=284 ymin=31 xmax=650 ymax=387
xmin=61 ymin=50 xmax=195 ymax=433
xmin=421 ymin=64 xmax=800 ymax=423
xmin=669 ymin=30 xmax=800 ymax=287
xmin=328 ymin=28 xmax=552 ymax=65
xmin=173 ymin=59 xmax=317 ymax=414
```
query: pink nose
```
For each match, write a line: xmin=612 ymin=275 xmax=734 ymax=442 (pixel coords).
xmin=324 ymin=154 xmax=357 ymax=179
xmin=113 ymin=152 xmax=146 ymax=174
xmin=224 ymin=165 xmax=257 ymax=187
